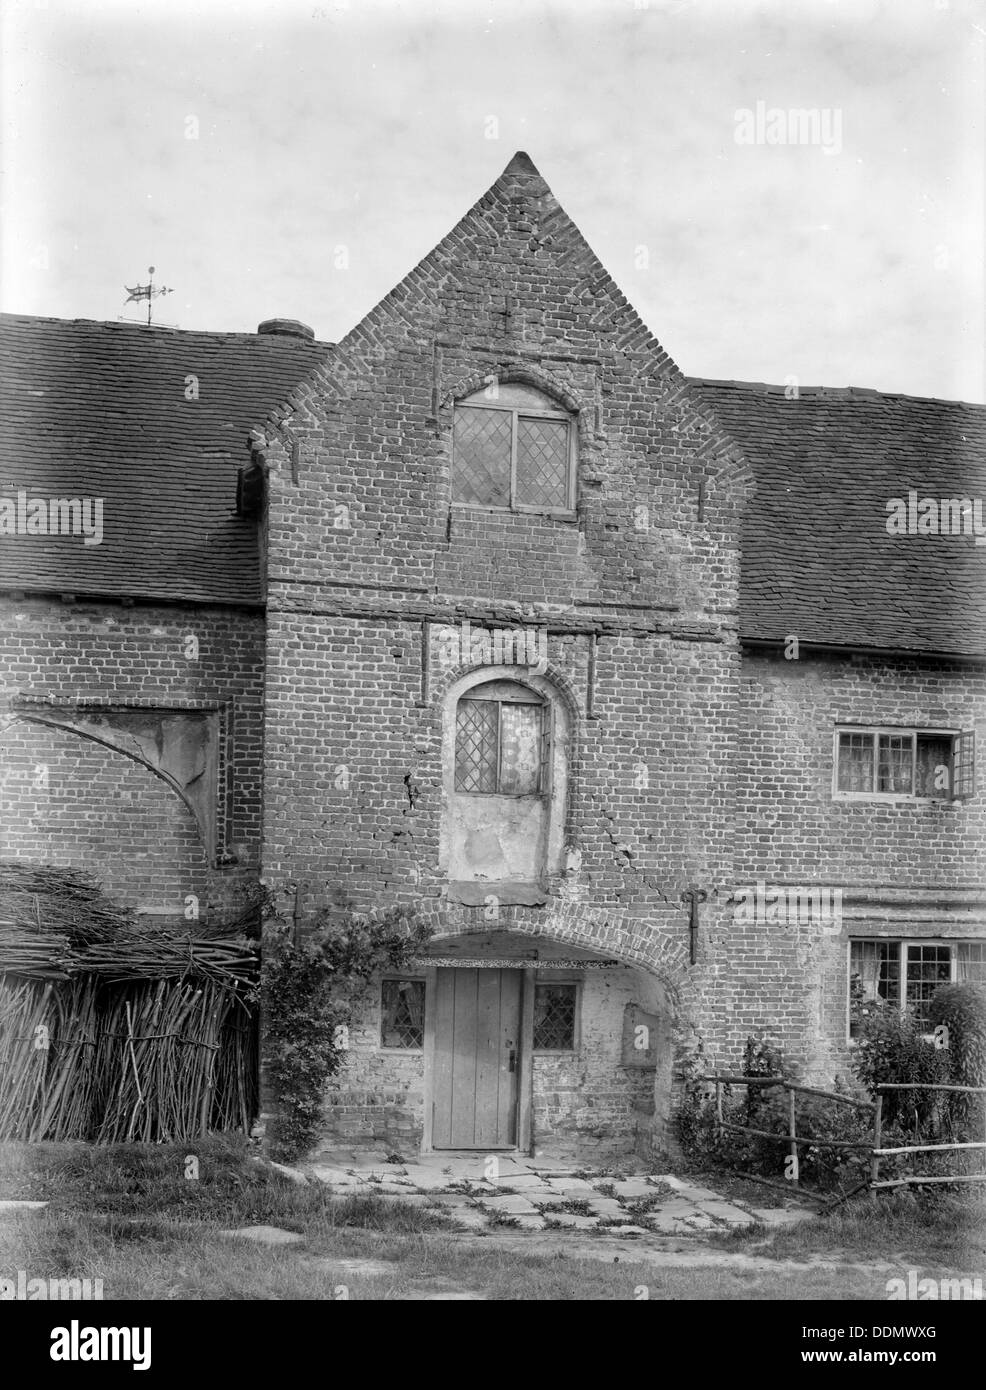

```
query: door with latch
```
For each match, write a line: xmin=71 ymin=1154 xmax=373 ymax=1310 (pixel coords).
xmin=432 ymin=968 xmax=521 ymax=1148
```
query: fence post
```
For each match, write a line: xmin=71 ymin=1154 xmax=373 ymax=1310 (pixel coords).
xmin=870 ymin=1093 xmax=882 ymax=1198
xmin=715 ymin=1078 xmax=723 ymax=1126
xmin=787 ymin=1085 xmax=798 ymax=1184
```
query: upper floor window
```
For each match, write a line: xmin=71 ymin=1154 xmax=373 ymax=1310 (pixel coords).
xmin=834 ymin=727 xmax=974 ymax=801
xmin=452 ymin=383 xmax=576 ymax=513
xmin=454 ymin=680 xmax=551 ymax=796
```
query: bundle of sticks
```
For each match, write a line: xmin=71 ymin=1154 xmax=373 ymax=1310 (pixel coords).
xmin=0 ymin=862 xmax=259 ymax=1141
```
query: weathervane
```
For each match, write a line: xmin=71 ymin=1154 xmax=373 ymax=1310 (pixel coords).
xmin=123 ymin=266 xmax=174 ymax=325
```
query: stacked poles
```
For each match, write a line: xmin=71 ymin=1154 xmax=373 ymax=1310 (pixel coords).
xmin=0 ymin=863 xmax=259 ymax=1142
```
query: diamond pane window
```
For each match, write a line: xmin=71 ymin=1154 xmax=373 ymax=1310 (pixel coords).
xmin=452 ymin=386 xmax=575 ymax=512
xmin=453 ymin=407 xmax=511 ymax=505
xmin=516 ymin=417 xmax=569 ymax=508
xmin=381 ymin=979 xmax=425 ymax=1049
xmin=455 ymin=699 xmax=499 ymax=792
xmin=454 ymin=683 xmax=546 ymax=796
xmin=533 ymin=983 xmax=577 ymax=1050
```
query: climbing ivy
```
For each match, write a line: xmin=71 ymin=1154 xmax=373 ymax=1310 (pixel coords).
xmin=263 ymin=903 xmax=432 ymax=1162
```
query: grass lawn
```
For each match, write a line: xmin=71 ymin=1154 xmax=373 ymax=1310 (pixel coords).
xmin=2 ymin=1139 xmax=984 ymax=1300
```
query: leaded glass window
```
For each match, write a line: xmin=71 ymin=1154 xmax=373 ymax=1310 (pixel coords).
xmin=533 ymin=983 xmax=578 ymax=1050
xmin=452 ymin=384 xmax=575 ymax=512
xmin=380 ymin=979 xmax=425 ymax=1049
xmin=454 ymin=682 xmax=547 ymax=796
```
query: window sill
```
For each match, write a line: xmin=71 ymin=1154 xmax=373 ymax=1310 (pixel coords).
xmin=833 ymin=795 xmax=957 ymax=806
xmin=451 ymin=502 xmax=578 ymax=522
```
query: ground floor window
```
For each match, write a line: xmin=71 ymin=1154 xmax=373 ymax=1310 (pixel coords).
xmin=848 ymin=939 xmax=986 ymax=1037
xmin=380 ymin=979 xmax=425 ymax=1049
xmin=532 ymin=982 xmax=578 ymax=1051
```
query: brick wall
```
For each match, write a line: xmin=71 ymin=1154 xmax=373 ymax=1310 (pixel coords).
xmin=257 ymin=153 xmax=985 ymax=1155
xmin=258 ymin=155 xmax=750 ymax=1152
xmin=0 ymin=597 xmax=264 ymax=923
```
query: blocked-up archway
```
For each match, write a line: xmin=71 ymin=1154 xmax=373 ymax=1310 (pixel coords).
xmin=0 ymin=711 xmax=215 ymax=921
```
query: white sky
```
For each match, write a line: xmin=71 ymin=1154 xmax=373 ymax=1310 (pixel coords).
xmin=1 ymin=0 xmax=983 ymax=400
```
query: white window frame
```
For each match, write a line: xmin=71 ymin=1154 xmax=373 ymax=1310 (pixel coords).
xmin=832 ymin=726 xmax=971 ymax=803
xmin=451 ymin=398 xmax=577 ymax=516
xmin=845 ymin=938 xmax=960 ymax=1044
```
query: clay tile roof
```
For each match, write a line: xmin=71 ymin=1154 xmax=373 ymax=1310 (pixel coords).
xmin=689 ymin=378 xmax=986 ymax=659
xmin=0 ymin=313 xmax=330 ymax=605
xmin=2 ymin=314 xmax=984 ymax=658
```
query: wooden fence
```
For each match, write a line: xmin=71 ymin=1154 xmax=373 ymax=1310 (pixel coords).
xmin=695 ymin=1074 xmax=986 ymax=1195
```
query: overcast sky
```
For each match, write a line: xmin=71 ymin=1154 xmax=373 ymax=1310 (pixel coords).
xmin=2 ymin=0 xmax=983 ymax=400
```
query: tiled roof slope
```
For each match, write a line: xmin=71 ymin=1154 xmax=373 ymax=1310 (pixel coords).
xmin=689 ymin=379 xmax=986 ymax=659
xmin=0 ymin=314 xmax=329 ymax=605
xmin=2 ymin=315 xmax=984 ymax=657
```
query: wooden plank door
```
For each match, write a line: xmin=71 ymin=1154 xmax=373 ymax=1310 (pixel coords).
xmin=432 ymin=968 xmax=521 ymax=1149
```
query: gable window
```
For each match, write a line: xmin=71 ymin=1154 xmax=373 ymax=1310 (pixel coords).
xmin=848 ymin=940 xmax=986 ymax=1038
xmin=834 ymin=727 xmax=974 ymax=800
xmin=380 ymin=979 xmax=425 ymax=1049
xmin=454 ymin=680 xmax=551 ymax=796
xmin=452 ymin=383 xmax=575 ymax=513
xmin=533 ymin=982 xmax=579 ymax=1051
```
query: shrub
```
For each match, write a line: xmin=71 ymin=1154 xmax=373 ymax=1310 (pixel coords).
xmin=850 ymin=1006 xmax=949 ymax=1131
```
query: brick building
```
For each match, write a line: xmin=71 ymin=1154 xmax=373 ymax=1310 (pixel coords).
xmin=2 ymin=152 xmax=984 ymax=1160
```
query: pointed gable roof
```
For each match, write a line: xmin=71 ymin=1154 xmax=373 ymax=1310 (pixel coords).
xmin=1 ymin=156 xmax=984 ymax=658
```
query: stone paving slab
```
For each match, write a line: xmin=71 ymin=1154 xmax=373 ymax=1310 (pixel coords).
xmin=544 ymin=1177 xmax=599 ymax=1196
xmin=664 ymin=1182 xmax=722 ymax=1202
xmin=483 ymin=1195 xmax=539 ymax=1215
xmin=585 ymin=1197 xmax=627 ymax=1218
xmin=543 ymin=1212 xmax=599 ymax=1229
xmin=699 ymin=1201 xmax=758 ymax=1225
xmin=610 ymin=1179 xmax=660 ymax=1198
xmin=0 ymin=1200 xmax=48 ymax=1213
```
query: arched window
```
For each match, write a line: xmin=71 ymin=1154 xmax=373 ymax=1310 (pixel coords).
xmin=454 ymin=680 xmax=550 ymax=796
xmin=452 ymin=383 xmax=576 ymax=513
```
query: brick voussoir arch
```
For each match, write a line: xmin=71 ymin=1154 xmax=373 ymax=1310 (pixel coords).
xmin=413 ymin=899 xmax=689 ymax=997
xmin=440 ymin=362 xmax=584 ymax=419
xmin=435 ymin=656 xmax=582 ymax=733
